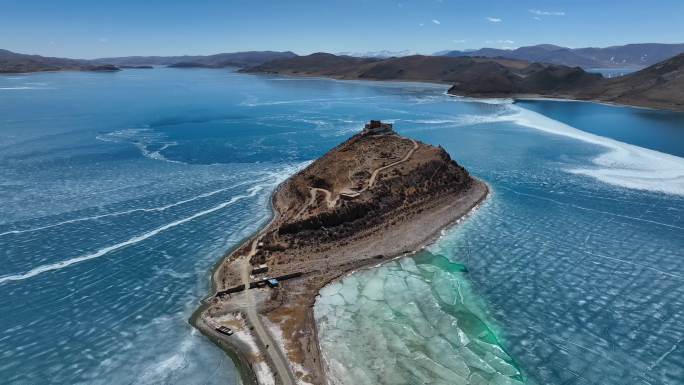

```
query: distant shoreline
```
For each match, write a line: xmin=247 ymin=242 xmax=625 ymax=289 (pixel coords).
xmin=4 ymin=65 xmax=681 ymax=113
xmin=240 ymin=52 xmax=684 ymax=113
xmin=251 ymin=69 xmax=684 ymax=113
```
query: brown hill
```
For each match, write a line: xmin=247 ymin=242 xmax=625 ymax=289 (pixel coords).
xmin=439 ymin=43 xmax=684 ymax=69
xmin=592 ymin=52 xmax=684 ymax=110
xmin=96 ymin=51 xmax=297 ymax=68
xmin=447 ymin=62 xmax=603 ymax=96
xmin=0 ymin=49 xmax=119 ymax=73
xmin=245 ymin=52 xmax=684 ymax=111
xmin=0 ymin=49 xmax=296 ymax=73
xmin=242 ymin=52 xmax=380 ymax=77
xmin=242 ymin=53 xmax=531 ymax=83
xmin=448 ymin=52 xmax=684 ymax=111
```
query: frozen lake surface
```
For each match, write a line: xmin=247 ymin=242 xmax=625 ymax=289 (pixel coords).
xmin=1 ymin=69 xmax=682 ymax=384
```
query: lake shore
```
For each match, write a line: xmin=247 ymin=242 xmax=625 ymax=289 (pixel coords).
xmin=239 ymin=61 xmax=684 ymax=112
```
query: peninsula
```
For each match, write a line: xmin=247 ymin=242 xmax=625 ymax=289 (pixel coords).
xmin=193 ymin=121 xmax=487 ymax=385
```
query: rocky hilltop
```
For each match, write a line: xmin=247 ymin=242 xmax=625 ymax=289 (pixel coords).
xmin=194 ymin=121 xmax=487 ymax=385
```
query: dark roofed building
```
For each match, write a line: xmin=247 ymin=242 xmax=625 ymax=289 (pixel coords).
xmin=363 ymin=120 xmax=393 ymax=135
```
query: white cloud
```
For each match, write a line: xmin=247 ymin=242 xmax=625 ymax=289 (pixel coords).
xmin=452 ymin=39 xmax=468 ymax=44
xmin=419 ymin=23 xmax=425 ymax=27
xmin=485 ymin=17 xmax=502 ymax=23
xmin=432 ymin=19 xmax=441 ymax=25
xmin=529 ymin=9 xmax=565 ymax=16
xmin=533 ymin=16 xmax=541 ymax=20
xmin=98 ymin=37 xmax=109 ymax=43
xmin=485 ymin=39 xmax=515 ymax=45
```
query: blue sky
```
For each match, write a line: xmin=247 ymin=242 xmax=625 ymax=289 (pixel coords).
xmin=1 ymin=0 xmax=683 ymax=58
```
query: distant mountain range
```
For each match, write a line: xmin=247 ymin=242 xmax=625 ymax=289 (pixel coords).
xmin=436 ymin=43 xmax=684 ymax=69
xmin=242 ymin=52 xmax=536 ymax=83
xmin=0 ymin=49 xmax=297 ymax=73
xmin=336 ymin=50 xmax=416 ymax=58
xmin=0 ymin=49 xmax=119 ymax=73
xmin=242 ymin=52 xmax=596 ymax=86
xmin=4 ymin=46 xmax=683 ymax=111
xmin=92 ymin=51 xmax=297 ymax=68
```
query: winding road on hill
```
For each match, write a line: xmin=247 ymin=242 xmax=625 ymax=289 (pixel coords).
xmin=368 ymin=138 xmax=418 ymax=188
xmin=338 ymin=137 xmax=418 ymax=198
xmin=301 ymin=137 xmax=418 ymax=210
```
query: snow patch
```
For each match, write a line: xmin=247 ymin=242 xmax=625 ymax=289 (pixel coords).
xmin=508 ymin=105 xmax=684 ymax=196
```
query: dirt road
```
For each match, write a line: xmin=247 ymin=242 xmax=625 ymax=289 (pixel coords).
xmin=240 ymin=240 xmax=296 ymax=385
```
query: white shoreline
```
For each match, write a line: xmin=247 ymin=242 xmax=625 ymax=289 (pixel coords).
xmin=214 ymin=313 xmax=277 ymax=385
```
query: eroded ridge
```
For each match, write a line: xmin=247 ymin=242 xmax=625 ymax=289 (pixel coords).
xmin=194 ymin=120 xmax=488 ymax=385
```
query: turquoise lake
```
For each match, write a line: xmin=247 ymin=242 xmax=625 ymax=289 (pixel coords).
xmin=1 ymin=69 xmax=682 ymax=385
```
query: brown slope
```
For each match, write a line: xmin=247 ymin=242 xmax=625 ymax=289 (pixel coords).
xmin=245 ymin=51 xmax=684 ymax=111
xmin=440 ymin=43 xmax=684 ymax=69
xmin=243 ymin=52 xmax=604 ymax=98
xmin=242 ymin=52 xmax=381 ymax=77
xmin=593 ymin=52 xmax=684 ymax=110
xmin=0 ymin=49 xmax=119 ymax=73
xmin=449 ymin=53 xmax=684 ymax=111
xmin=241 ymin=53 xmax=531 ymax=83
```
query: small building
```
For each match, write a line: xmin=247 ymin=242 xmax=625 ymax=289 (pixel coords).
xmin=216 ymin=283 xmax=246 ymax=297
xmin=363 ymin=120 xmax=393 ymax=135
xmin=250 ymin=280 xmax=267 ymax=288
xmin=266 ymin=278 xmax=279 ymax=288
xmin=251 ymin=264 xmax=268 ymax=275
xmin=215 ymin=326 xmax=233 ymax=336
